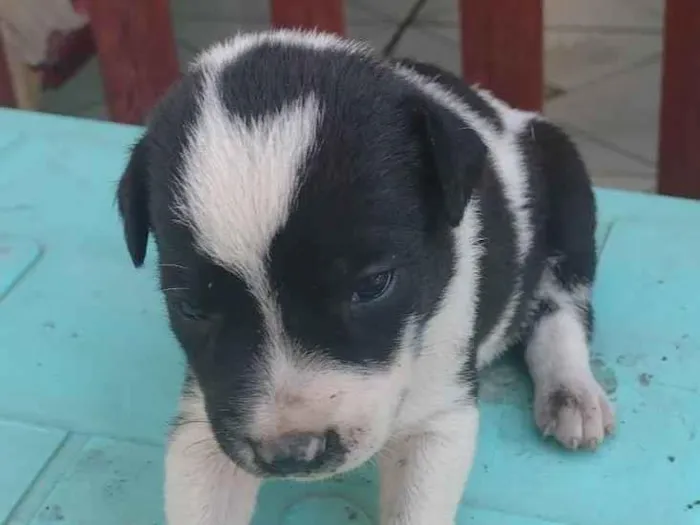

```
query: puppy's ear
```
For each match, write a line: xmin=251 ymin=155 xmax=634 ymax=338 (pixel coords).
xmin=117 ymin=139 xmax=150 ymax=267
xmin=414 ymin=96 xmax=487 ymax=227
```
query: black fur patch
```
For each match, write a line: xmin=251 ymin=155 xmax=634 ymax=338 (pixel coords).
xmin=529 ymin=120 xmax=597 ymax=338
xmin=469 ymin=165 xmax=518 ymax=352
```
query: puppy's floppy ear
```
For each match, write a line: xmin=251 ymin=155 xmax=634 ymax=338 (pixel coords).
xmin=117 ymin=138 xmax=150 ymax=267
xmin=413 ymin=96 xmax=488 ymax=227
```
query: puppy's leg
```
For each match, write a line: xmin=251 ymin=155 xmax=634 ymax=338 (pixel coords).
xmin=525 ymin=119 xmax=614 ymax=450
xmin=379 ymin=407 xmax=478 ymax=525
xmin=525 ymin=269 xmax=615 ymax=450
xmin=165 ymin=382 xmax=260 ymax=525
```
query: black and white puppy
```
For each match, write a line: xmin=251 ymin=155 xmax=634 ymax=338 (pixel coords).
xmin=116 ymin=30 xmax=615 ymax=525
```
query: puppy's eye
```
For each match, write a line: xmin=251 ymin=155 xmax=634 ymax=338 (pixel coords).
xmin=351 ymin=270 xmax=395 ymax=304
xmin=178 ymin=299 xmax=209 ymax=321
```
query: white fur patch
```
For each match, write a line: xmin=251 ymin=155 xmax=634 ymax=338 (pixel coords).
xmin=529 ymin=267 xmax=593 ymax=375
xmin=176 ymin=79 xmax=320 ymax=286
xmin=166 ymin=385 xmax=260 ymax=525
xmin=380 ymin=408 xmax=479 ymax=524
xmin=194 ymin=29 xmax=371 ymax=72
xmin=249 ymin=318 xmax=418 ymax=476
xmin=526 ymin=304 xmax=591 ymax=380
xmin=525 ymin=267 xmax=614 ymax=449
xmin=394 ymin=199 xmax=483 ymax=431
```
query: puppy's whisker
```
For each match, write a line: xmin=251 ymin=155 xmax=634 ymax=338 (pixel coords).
xmin=160 ymin=263 xmax=189 ymax=270
xmin=161 ymin=286 xmax=190 ymax=293
xmin=177 ymin=419 xmax=212 ymax=427
xmin=182 ymin=438 xmax=224 ymax=461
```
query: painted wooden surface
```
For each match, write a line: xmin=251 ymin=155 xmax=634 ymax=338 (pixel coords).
xmin=270 ymin=0 xmax=346 ymax=35
xmin=82 ymin=0 xmax=180 ymax=124
xmin=0 ymin=36 xmax=16 ymax=108
xmin=657 ymin=0 xmax=700 ymax=199
xmin=1 ymin=109 xmax=699 ymax=524
xmin=458 ymin=0 xmax=544 ymax=111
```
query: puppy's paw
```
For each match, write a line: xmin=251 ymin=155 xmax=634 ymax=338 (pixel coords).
xmin=534 ymin=374 xmax=615 ymax=450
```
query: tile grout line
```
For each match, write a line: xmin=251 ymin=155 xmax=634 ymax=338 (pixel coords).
xmin=546 ymin=52 xmax=662 ymax=103
xmin=0 ymin=409 xmax=166 ymax=448
xmin=346 ymin=0 xmax=404 ymax=25
xmin=4 ymin=433 xmax=87 ymax=525
xmin=559 ymin=122 xmax=658 ymax=169
xmin=382 ymin=0 xmax=427 ymax=56
xmin=544 ymin=24 xmax=663 ymax=35
xmin=597 ymin=220 xmax=617 ymax=257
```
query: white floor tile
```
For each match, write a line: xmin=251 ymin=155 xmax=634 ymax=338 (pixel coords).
xmin=546 ymin=61 xmax=661 ymax=164
xmin=391 ymin=25 xmax=461 ymax=74
xmin=546 ymin=32 xmax=661 ymax=91
xmin=545 ymin=0 xmax=664 ymax=28
xmin=346 ymin=1 xmax=401 ymax=24
xmin=562 ymin=127 xmax=656 ymax=191
xmin=347 ymin=24 xmax=396 ymax=51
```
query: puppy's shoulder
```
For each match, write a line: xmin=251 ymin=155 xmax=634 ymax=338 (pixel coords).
xmin=390 ymin=58 xmax=504 ymax=132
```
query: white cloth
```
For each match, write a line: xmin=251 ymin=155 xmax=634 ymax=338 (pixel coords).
xmin=0 ymin=0 xmax=87 ymax=66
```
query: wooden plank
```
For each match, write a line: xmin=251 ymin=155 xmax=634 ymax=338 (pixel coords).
xmin=83 ymin=0 xmax=179 ymax=124
xmin=270 ymin=0 xmax=345 ymax=35
xmin=459 ymin=0 xmax=543 ymax=111
xmin=0 ymin=32 xmax=17 ymax=108
xmin=657 ymin=0 xmax=700 ymax=199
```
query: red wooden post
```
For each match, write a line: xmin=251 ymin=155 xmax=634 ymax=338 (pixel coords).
xmin=459 ymin=0 xmax=543 ymax=112
xmin=0 ymin=37 xmax=17 ymax=108
xmin=657 ymin=0 xmax=700 ymax=199
xmin=270 ymin=0 xmax=346 ymax=35
xmin=83 ymin=0 xmax=180 ymax=125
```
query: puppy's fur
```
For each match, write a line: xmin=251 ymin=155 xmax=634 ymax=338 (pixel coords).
xmin=117 ymin=30 xmax=615 ymax=525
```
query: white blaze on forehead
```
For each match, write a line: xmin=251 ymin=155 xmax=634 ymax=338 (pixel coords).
xmin=175 ymin=74 xmax=321 ymax=285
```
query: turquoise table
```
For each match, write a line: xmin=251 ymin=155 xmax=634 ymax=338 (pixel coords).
xmin=1 ymin=109 xmax=699 ymax=525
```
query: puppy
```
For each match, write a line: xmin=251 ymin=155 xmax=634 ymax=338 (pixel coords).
xmin=116 ymin=30 xmax=615 ymax=525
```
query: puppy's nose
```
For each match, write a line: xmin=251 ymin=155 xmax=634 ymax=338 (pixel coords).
xmin=252 ymin=432 xmax=327 ymax=475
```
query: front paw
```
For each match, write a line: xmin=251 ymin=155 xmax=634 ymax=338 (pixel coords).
xmin=534 ymin=374 xmax=615 ymax=450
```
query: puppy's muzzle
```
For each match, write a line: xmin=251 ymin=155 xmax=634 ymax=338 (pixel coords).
xmin=250 ymin=429 xmax=343 ymax=476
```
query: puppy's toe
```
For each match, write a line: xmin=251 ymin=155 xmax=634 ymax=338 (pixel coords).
xmin=534 ymin=376 xmax=615 ymax=451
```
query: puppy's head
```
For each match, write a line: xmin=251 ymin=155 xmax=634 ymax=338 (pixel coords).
xmin=117 ymin=31 xmax=486 ymax=479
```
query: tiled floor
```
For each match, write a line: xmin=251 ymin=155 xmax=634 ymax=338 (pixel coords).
xmin=40 ymin=0 xmax=664 ymax=192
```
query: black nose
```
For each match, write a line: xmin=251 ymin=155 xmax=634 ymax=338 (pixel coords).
xmin=252 ymin=432 xmax=329 ymax=475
